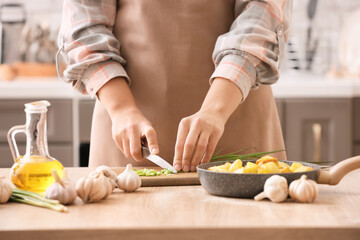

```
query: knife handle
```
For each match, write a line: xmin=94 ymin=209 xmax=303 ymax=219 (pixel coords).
xmin=141 ymin=145 xmax=151 ymax=158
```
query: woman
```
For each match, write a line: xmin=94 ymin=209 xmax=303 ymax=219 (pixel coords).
xmin=57 ymin=0 xmax=291 ymax=171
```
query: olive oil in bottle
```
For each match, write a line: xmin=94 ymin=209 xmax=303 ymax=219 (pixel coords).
xmin=10 ymin=156 xmax=63 ymax=192
xmin=8 ymin=101 xmax=64 ymax=193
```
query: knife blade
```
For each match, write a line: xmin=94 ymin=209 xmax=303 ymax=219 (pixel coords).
xmin=141 ymin=146 xmax=177 ymax=173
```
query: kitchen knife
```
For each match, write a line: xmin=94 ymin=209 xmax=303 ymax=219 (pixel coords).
xmin=141 ymin=146 xmax=177 ymax=173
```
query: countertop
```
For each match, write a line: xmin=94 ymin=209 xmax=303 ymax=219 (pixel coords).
xmin=0 ymin=71 xmax=360 ymax=99
xmin=0 ymin=167 xmax=359 ymax=240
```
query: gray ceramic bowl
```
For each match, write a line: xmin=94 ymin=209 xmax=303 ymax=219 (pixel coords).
xmin=197 ymin=160 xmax=320 ymax=198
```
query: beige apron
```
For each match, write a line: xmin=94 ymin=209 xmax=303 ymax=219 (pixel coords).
xmin=89 ymin=0 xmax=286 ymax=167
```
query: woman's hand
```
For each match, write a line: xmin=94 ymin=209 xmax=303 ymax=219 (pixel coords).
xmin=111 ymin=108 xmax=159 ymax=161
xmin=98 ymin=77 xmax=159 ymax=162
xmin=173 ymin=77 xmax=243 ymax=172
xmin=173 ymin=110 xmax=225 ymax=172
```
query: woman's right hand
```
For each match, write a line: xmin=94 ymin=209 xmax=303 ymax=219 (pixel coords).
xmin=97 ymin=77 xmax=159 ymax=162
xmin=110 ymin=108 xmax=159 ymax=162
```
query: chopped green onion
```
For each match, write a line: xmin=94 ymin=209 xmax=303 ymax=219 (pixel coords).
xmin=133 ymin=168 xmax=175 ymax=176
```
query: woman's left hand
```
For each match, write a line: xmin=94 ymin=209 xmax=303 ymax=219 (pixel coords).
xmin=173 ymin=110 xmax=226 ymax=172
xmin=173 ymin=77 xmax=244 ymax=172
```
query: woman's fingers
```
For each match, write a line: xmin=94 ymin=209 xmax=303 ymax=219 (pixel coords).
xmin=174 ymin=112 xmax=225 ymax=171
xmin=182 ymin=129 xmax=201 ymax=172
xmin=129 ymin=128 xmax=143 ymax=162
xmin=111 ymin=109 xmax=159 ymax=162
xmin=173 ymin=119 xmax=190 ymax=171
xmin=190 ymin=132 xmax=210 ymax=171
xmin=122 ymin=138 xmax=131 ymax=159
xmin=144 ymin=127 xmax=159 ymax=155
xmin=201 ymin=132 xmax=221 ymax=164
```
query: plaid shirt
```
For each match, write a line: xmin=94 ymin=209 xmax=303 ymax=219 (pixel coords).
xmin=57 ymin=0 xmax=292 ymax=101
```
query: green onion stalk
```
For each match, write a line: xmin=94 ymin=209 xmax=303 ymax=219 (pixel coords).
xmin=210 ymin=147 xmax=286 ymax=162
xmin=9 ymin=188 xmax=67 ymax=212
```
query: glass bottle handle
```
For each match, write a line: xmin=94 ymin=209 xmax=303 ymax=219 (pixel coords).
xmin=7 ymin=125 xmax=26 ymax=162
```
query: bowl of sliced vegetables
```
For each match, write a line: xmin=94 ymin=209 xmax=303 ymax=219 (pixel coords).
xmin=197 ymin=155 xmax=360 ymax=198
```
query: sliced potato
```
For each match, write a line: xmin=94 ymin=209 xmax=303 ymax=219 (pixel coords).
xmin=256 ymin=155 xmax=279 ymax=166
xmin=294 ymin=165 xmax=313 ymax=173
xmin=207 ymin=158 xmax=313 ymax=173
xmin=279 ymin=166 xmax=291 ymax=173
xmin=258 ymin=162 xmax=280 ymax=174
xmin=208 ymin=162 xmax=231 ymax=172
xmin=278 ymin=161 xmax=290 ymax=168
xmin=233 ymin=167 xmax=245 ymax=173
xmin=290 ymin=162 xmax=304 ymax=172
xmin=243 ymin=162 xmax=258 ymax=173
xmin=229 ymin=159 xmax=243 ymax=172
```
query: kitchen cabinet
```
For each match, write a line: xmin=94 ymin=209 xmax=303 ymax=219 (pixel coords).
xmin=0 ymin=143 xmax=73 ymax=168
xmin=283 ymin=98 xmax=352 ymax=163
xmin=354 ymin=98 xmax=360 ymax=156
xmin=79 ymin=100 xmax=95 ymax=142
xmin=275 ymin=99 xmax=285 ymax=136
xmin=0 ymin=99 xmax=73 ymax=167
xmin=354 ymin=145 xmax=360 ymax=156
xmin=0 ymin=99 xmax=72 ymax=142
xmin=78 ymin=100 xmax=95 ymax=166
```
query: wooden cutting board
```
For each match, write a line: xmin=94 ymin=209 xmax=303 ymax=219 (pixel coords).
xmin=112 ymin=167 xmax=200 ymax=187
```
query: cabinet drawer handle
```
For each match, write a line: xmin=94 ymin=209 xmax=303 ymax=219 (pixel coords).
xmin=312 ymin=123 xmax=322 ymax=162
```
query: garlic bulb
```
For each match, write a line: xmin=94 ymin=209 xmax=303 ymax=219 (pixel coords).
xmin=94 ymin=165 xmax=118 ymax=190
xmin=0 ymin=177 xmax=12 ymax=203
xmin=254 ymin=175 xmax=288 ymax=203
xmin=45 ymin=169 xmax=77 ymax=205
xmin=117 ymin=164 xmax=141 ymax=192
xmin=76 ymin=172 xmax=113 ymax=203
xmin=289 ymin=175 xmax=318 ymax=203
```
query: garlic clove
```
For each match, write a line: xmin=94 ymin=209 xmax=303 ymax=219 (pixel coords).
xmin=0 ymin=177 xmax=12 ymax=203
xmin=289 ymin=175 xmax=318 ymax=203
xmin=95 ymin=165 xmax=118 ymax=189
xmin=117 ymin=164 xmax=141 ymax=192
xmin=75 ymin=177 xmax=88 ymax=202
xmin=253 ymin=191 xmax=267 ymax=201
xmin=266 ymin=186 xmax=288 ymax=203
xmin=83 ymin=177 xmax=94 ymax=199
xmin=76 ymin=171 xmax=113 ymax=203
xmin=65 ymin=185 xmax=78 ymax=204
xmin=45 ymin=169 xmax=77 ymax=205
xmin=89 ymin=180 xmax=106 ymax=202
xmin=45 ymin=182 xmax=63 ymax=200
xmin=93 ymin=176 xmax=112 ymax=201
xmin=103 ymin=179 xmax=113 ymax=199
xmin=254 ymin=175 xmax=288 ymax=203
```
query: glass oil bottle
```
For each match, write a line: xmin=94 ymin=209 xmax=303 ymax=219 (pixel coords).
xmin=7 ymin=100 xmax=63 ymax=192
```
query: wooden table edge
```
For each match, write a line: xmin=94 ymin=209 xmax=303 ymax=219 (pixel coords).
xmin=1 ymin=227 xmax=359 ymax=240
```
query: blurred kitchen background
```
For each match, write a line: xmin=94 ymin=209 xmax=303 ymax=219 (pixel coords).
xmin=0 ymin=0 xmax=359 ymax=168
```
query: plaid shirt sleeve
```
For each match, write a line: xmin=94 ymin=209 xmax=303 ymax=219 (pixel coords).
xmin=57 ymin=0 xmax=129 ymax=97
xmin=211 ymin=0 xmax=292 ymax=102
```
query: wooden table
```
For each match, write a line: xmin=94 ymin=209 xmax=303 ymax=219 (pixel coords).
xmin=0 ymin=167 xmax=360 ymax=240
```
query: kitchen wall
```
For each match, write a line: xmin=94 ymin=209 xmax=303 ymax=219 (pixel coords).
xmin=283 ymin=0 xmax=360 ymax=75
xmin=0 ymin=0 xmax=63 ymax=28
xmin=0 ymin=0 xmax=63 ymax=66
xmin=1 ymin=0 xmax=360 ymax=76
